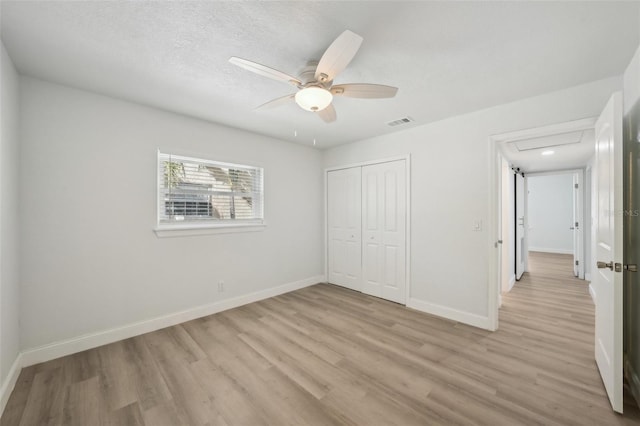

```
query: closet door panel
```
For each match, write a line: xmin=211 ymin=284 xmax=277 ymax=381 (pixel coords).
xmin=380 ymin=161 xmax=406 ymax=303
xmin=361 ymin=160 xmax=406 ymax=302
xmin=327 ymin=168 xmax=362 ymax=291
xmin=362 ymin=168 xmax=382 ymax=296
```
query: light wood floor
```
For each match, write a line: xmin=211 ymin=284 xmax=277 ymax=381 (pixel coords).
xmin=3 ymin=252 xmax=640 ymax=425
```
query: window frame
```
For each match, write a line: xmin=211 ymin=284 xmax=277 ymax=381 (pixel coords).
xmin=154 ymin=150 xmax=266 ymax=237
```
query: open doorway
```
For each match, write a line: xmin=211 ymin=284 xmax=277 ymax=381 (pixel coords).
xmin=489 ymin=92 xmax=634 ymax=414
xmin=499 ymin=165 xmax=589 ymax=298
xmin=526 ymin=170 xmax=586 ymax=279
xmin=488 ymin=117 xmax=597 ymax=329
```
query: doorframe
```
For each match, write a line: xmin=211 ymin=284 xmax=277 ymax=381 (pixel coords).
xmin=514 ymin=171 xmax=528 ymax=281
xmin=488 ymin=118 xmax=597 ymax=331
xmin=525 ymin=168 xmax=585 ymax=279
xmin=324 ymin=154 xmax=412 ymax=305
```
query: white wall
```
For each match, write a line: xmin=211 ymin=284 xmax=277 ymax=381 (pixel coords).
xmin=0 ymin=42 xmax=21 ymax=405
xmin=527 ymin=174 xmax=574 ymax=254
xmin=19 ymin=77 xmax=324 ymax=352
xmin=624 ymin=44 xmax=640 ymax=115
xmin=323 ymin=76 xmax=621 ymax=327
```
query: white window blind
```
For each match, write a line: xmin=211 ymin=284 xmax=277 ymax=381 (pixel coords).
xmin=158 ymin=152 xmax=264 ymax=226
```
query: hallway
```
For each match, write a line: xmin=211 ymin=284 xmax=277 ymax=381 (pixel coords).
xmin=499 ymin=251 xmax=640 ymax=423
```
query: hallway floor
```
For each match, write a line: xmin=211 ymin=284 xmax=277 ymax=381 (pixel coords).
xmin=502 ymin=251 xmax=640 ymax=422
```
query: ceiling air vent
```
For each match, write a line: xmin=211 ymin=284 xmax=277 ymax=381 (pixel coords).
xmin=387 ymin=117 xmax=414 ymax=127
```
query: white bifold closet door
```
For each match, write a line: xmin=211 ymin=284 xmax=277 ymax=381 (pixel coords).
xmin=361 ymin=160 xmax=407 ymax=303
xmin=327 ymin=159 xmax=407 ymax=304
xmin=327 ymin=167 xmax=362 ymax=291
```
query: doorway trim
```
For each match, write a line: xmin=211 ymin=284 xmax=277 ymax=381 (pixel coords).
xmin=488 ymin=117 xmax=597 ymax=331
xmin=324 ymin=154 xmax=412 ymax=305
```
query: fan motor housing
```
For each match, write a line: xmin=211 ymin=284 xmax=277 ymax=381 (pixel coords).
xmin=299 ymin=61 xmax=331 ymax=87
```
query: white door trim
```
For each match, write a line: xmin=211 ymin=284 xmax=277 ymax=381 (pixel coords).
xmin=325 ymin=155 xmax=411 ymax=305
xmin=488 ymin=118 xmax=597 ymax=331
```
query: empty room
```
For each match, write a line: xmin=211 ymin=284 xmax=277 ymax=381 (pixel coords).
xmin=1 ymin=1 xmax=640 ymax=425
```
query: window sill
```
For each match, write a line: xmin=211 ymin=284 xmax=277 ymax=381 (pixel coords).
xmin=154 ymin=222 xmax=266 ymax=238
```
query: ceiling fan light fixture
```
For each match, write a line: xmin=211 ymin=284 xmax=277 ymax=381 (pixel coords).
xmin=295 ymin=86 xmax=333 ymax=112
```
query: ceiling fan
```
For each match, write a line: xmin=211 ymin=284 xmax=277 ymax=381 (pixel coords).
xmin=229 ymin=30 xmax=398 ymax=123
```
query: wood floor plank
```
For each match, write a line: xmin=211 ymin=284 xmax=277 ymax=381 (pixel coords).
xmin=0 ymin=368 xmax=35 ymax=426
xmin=16 ymin=367 xmax=66 ymax=426
xmin=106 ymin=402 xmax=145 ymax=426
xmin=3 ymin=251 xmax=640 ymax=425
xmin=62 ymin=376 xmax=104 ymax=426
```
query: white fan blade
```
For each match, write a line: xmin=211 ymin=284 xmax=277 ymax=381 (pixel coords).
xmin=317 ymin=103 xmax=337 ymax=123
xmin=331 ymin=84 xmax=398 ymax=99
xmin=315 ymin=30 xmax=363 ymax=83
xmin=229 ymin=57 xmax=301 ymax=86
xmin=255 ymin=94 xmax=296 ymax=110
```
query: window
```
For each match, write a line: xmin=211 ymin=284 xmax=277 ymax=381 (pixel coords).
xmin=157 ymin=152 xmax=264 ymax=232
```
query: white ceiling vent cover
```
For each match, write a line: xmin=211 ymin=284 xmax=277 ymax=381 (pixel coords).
xmin=387 ymin=117 xmax=414 ymax=127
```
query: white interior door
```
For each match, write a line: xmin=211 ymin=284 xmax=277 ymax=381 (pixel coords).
xmin=327 ymin=168 xmax=362 ymax=291
xmin=572 ymin=173 xmax=584 ymax=278
xmin=515 ymin=173 xmax=525 ymax=280
xmin=361 ymin=160 xmax=406 ymax=303
xmin=594 ymin=92 xmax=623 ymax=413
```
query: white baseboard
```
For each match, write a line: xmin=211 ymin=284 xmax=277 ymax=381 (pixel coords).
xmin=528 ymin=247 xmax=573 ymax=255
xmin=20 ymin=275 xmax=324 ymax=368
xmin=588 ymin=283 xmax=596 ymax=304
xmin=585 ymin=273 xmax=591 ymax=281
xmin=508 ymin=274 xmax=516 ymax=292
xmin=0 ymin=354 xmax=23 ymax=417
xmin=407 ymin=298 xmax=491 ymax=330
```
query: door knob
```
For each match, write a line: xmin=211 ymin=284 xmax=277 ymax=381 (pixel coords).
xmin=569 ymin=227 xmax=575 ymax=230
xmin=597 ymin=261 xmax=613 ymax=270
xmin=624 ymin=264 xmax=638 ymax=272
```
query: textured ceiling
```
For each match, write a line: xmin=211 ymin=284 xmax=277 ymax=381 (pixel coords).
xmin=1 ymin=1 xmax=639 ymax=148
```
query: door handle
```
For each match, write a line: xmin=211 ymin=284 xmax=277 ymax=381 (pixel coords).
xmin=597 ymin=261 xmax=613 ymax=270
xmin=624 ymin=264 xmax=638 ymax=272
xmin=569 ymin=227 xmax=575 ymax=230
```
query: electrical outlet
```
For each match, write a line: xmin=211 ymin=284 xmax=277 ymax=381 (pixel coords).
xmin=218 ymin=281 xmax=225 ymax=293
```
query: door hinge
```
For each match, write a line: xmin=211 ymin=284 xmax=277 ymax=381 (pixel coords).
xmin=575 ymin=183 xmax=579 ymax=189
xmin=575 ymin=221 xmax=579 ymax=228
xmin=575 ymin=260 xmax=579 ymax=266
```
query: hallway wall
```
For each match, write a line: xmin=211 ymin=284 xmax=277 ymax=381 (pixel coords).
xmin=527 ymin=174 xmax=574 ymax=254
